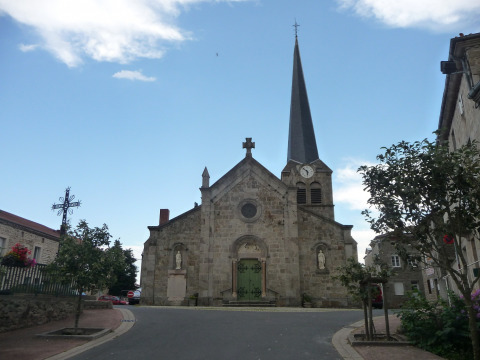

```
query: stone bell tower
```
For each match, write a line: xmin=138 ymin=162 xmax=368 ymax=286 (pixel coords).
xmin=281 ymin=35 xmax=334 ymax=220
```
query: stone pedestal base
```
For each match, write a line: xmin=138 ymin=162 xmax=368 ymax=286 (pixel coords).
xmin=167 ymin=270 xmax=186 ymax=304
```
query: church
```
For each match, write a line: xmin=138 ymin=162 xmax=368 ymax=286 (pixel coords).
xmin=140 ymin=37 xmax=358 ymax=307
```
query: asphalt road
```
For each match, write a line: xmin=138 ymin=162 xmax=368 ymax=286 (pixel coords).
xmin=69 ymin=306 xmax=369 ymax=360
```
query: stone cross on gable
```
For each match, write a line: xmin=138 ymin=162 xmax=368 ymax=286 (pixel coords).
xmin=243 ymin=138 xmax=255 ymax=157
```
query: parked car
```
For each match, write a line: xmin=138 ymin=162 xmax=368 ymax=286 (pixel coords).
xmin=371 ymin=284 xmax=383 ymax=309
xmin=123 ymin=288 xmax=141 ymax=305
xmin=98 ymin=295 xmax=128 ymax=305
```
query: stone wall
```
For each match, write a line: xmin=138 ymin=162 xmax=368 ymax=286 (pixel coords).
xmin=0 ymin=221 xmax=59 ymax=265
xmin=298 ymin=208 xmax=356 ymax=307
xmin=0 ymin=295 xmax=77 ymax=333
xmin=141 ymin=208 xmax=201 ymax=306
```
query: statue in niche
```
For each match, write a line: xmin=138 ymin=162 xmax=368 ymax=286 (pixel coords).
xmin=318 ymin=250 xmax=326 ymax=270
xmin=175 ymin=251 xmax=182 ymax=269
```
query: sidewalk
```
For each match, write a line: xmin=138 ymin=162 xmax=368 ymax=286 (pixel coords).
xmin=333 ymin=315 xmax=446 ymax=360
xmin=0 ymin=307 xmax=133 ymax=360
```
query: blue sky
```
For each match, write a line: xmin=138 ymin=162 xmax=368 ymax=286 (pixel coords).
xmin=1 ymin=0 xmax=479 ymax=281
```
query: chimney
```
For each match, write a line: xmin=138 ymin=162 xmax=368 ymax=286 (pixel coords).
xmin=159 ymin=209 xmax=170 ymax=225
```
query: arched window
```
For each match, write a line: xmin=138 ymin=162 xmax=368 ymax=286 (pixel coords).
xmin=311 ymin=182 xmax=322 ymax=204
xmin=296 ymin=182 xmax=306 ymax=204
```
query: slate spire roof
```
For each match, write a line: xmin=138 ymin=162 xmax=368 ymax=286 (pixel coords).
xmin=287 ymin=36 xmax=319 ymax=164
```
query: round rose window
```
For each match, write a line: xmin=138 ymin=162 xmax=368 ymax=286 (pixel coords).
xmin=241 ymin=203 xmax=257 ymax=218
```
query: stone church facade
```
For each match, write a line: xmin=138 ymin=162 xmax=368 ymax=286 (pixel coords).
xmin=140 ymin=37 xmax=358 ymax=307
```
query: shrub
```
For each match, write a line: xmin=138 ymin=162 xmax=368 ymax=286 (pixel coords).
xmin=396 ymin=291 xmax=475 ymax=360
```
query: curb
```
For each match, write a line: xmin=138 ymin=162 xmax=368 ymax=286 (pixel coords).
xmin=45 ymin=308 xmax=135 ymax=360
xmin=332 ymin=320 xmax=364 ymax=360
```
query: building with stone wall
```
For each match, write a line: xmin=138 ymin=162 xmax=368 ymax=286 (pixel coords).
xmin=140 ymin=37 xmax=358 ymax=307
xmin=364 ymin=235 xmax=424 ymax=308
xmin=0 ymin=210 xmax=60 ymax=265
xmin=429 ymin=32 xmax=480 ymax=300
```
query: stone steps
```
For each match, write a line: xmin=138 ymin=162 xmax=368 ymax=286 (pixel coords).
xmin=223 ymin=301 xmax=276 ymax=307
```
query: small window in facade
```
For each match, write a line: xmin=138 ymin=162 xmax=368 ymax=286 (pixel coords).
xmin=394 ymin=282 xmax=404 ymax=295
xmin=407 ymin=256 xmax=418 ymax=267
xmin=391 ymin=255 xmax=401 ymax=267
xmin=310 ymin=182 xmax=322 ymax=204
xmin=471 ymin=237 xmax=479 ymax=263
xmin=0 ymin=237 xmax=5 ymax=256
xmin=411 ymin=281 xmax=419 ymax=292
xmin=33 ymin=246 xmax=41 ymax=261
xmin=297 ymin=183 xmax=306 ymax=204
xmin=427 ymin=279 xmax=432 ymax=294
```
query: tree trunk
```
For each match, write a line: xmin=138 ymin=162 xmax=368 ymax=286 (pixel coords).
xmin=363 ymin=300 xmax=370 ymax=341
xmin=368 ymin=288 xmax=374 ymax=340
xmin=74 ymin=289 xmax=83 ymax=330
xmin=383 ymin=283 xmax=390 ymax=340
xmin=465 ymin=297 xmax=480 ymax=360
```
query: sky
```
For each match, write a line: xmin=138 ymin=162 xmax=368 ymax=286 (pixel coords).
xmin=1 ymin=0 xmax=480 ymax=283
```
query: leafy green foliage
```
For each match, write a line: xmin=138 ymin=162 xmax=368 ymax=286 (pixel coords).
xmin=359 ymin=136 xmax=480 ymax=358
xmin=48 ymin=220 xmax=122 ymax=294
xmin=108 ymin=240 xmax=137 ymax=296
xmin=397 ymin=292 xmax=475 ymax=360
xmin=335 ymin=257 xmax=391 ymax=303
xmin=335 ymin=258 xmax=392 ymax=340
xmin=47 ymin=220 xmax=124 ymax=329
xmin=358 ymin=138 xmax=480 ymax=288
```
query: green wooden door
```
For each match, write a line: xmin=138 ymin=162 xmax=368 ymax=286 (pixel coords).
xmin=237 ymin=259 xmax=262 ymax=301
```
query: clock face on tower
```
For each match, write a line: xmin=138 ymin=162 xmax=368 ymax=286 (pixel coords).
xmin=300 ymin=165 xmax=314 ymax=178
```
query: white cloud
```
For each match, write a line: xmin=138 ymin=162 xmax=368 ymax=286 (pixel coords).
xmin=352 ymin=228 xmax=376 ymax=262
xmin=337 ymin=0 xmax=480 ymax=31
xmin=0 ymin=0 xmax=247 ymax=67
xmin=334 ymin=158 xmax=373 ymax=211
xmin=19 ymin=43 xmax=38 ymax=52
xmin=334 ymin=159 xmax=385 ymax=262
xmin=113 ymin=69 xmax=156 ymax=82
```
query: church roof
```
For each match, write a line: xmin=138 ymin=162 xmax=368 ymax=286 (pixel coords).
xmin=287 ymin=37 xmax=319 ymax=164
xmin=207 ymin=154 xmax=288 ymax=203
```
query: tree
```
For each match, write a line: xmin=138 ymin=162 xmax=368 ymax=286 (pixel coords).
xmin=335 ymin=258 xmax=391 ymax=341
xmin=359 ymin=137 xmax=480 ymax=359
xmin=48 ymin=220 xmax=124 ymax=332
xmin=108 ymin=240 xmax=137 ymax=296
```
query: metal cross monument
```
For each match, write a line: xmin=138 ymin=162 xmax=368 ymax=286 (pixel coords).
xmin=51 ymin=187 xmax=81 ymax=235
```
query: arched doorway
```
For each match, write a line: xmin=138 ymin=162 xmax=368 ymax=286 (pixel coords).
xmin=237 ymin=259 xmax=262 ymax=301
xmin=231 ymin=236 xmax=267 ymax=300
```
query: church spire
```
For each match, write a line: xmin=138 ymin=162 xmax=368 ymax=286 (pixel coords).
xmin=287 ymin=34 xmax=319 ymax=164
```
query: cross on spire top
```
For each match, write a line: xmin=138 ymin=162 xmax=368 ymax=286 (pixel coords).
xmin=293 ymin=20 xmax=300 ymax=38
xmin=242 ymin=138 xmax=255 ymax=158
